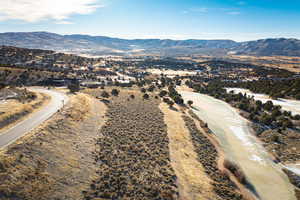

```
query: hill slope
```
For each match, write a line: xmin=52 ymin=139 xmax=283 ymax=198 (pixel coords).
xmin=232 ymin=38 xmax=300 ymax=56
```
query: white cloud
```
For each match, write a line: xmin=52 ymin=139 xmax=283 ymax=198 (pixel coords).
xmin=0 ymin=0 xmax=102 ymax=23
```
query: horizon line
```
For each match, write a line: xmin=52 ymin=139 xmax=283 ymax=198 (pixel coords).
xmin=0 ymin=31 xmax=299 ymax=43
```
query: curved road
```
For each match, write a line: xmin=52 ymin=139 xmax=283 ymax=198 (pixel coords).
xmin=0 ymin=88 xmax=68 ymax=149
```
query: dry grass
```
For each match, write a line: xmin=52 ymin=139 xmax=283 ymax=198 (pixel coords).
xmin=182 ymin=115 xmax=244 ymax=200
xmin=282 ymin=169 xmax=300 ymax=200
xmin=147 ymin=69 xmax=197 ymax=76
xmin=227 ymin=55 xmax=300 ymax=73
xmin=67 ymin=93 xmax=91 ymax=122
xmin=0 ymin=93 xmax=107 ymax=200
xmin=0 ymin=92 xmax=50 ymax=132
xmin=160 ymin=103 xmax=219 ymax=200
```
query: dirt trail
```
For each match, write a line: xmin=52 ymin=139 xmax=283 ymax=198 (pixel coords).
xmin=160 ymin=103 xmax=219 ymax=200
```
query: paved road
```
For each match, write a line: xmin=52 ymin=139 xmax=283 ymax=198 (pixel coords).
xmin=0 ymin=88 xmax=68 ymax=149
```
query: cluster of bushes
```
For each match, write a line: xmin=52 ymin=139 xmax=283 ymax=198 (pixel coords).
xmin=198 ymin=61 xmax=293 ymax=78
xmin=137 ymin=58 xmax=198 ymax=70
xmin=84 ymin=93 xmax=178 ymax=199
xmin=188 ymin=80 xmax=298 ymax=129
xmin=163 ymin=97 xmax=174 ymax=108
xmin=223 ymin=160 xmax=247 ymax=185
xmin=140 ymin=85 xmax=156 ymax=94
xmin=224 ymin=79 xmax=300 ymax=100
xmin=114 ymin=81 xmax=134 ymax=88
xmin=168 ymin=86 xmax=184 ymax=105
xmin=3 ymin=88 xmax=37 ymax=103
xmin=67 ymin=81 xmax=80 ymax=93
xmin=100 ymin=89 xmax=120 ymax=97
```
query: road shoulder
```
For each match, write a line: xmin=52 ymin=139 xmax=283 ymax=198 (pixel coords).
xmin=0 ymin=93 xmax=107 ymax=200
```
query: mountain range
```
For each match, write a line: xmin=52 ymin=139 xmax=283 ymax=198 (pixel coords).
xmin=1 ymin=32 xmax=300 ymax=57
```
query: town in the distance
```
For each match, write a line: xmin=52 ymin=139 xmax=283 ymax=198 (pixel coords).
xmin=0 ymin=31 xmax=300 ymax=200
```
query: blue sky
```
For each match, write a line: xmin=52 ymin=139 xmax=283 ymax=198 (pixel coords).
xmin=0 ymin=0 xmax=299 ymax=41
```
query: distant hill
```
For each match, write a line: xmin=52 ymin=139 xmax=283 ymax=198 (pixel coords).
xmin=232 ymin=38 xmax=300 ymax=56
xmin=0 ymin=32 xmax=300 ymax=56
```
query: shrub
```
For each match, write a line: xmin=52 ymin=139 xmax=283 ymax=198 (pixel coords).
xmin=167 ymin=100 xmax=174 ymax=108
xmin=168 ymin=86 xmax=177 ymax=97
xmin=223 ymin=160 xmax=247 ymax=185
xmin=260 ymin=113 xmax=274 ymax=125
xmin=130 ymin=94 xmax=135 ymax=99
xmin=293 ymin=114 xmax=300 ymax=120
xmin=238 ymin=102 xmax=248 ymax=111
xmin=255 ymin=100 xmax=263 ymax=109
xmin=282 ymin=118 xmax=293 ymax=128
xmin=187 ymin=100 xmax=193 ymax=107
xmin=143 ymin=93 xmax=149 ymax=100
xmin=111 ymin=89 xmax=119 ymax=96
xmin=271 ymin=109 xmax=281 ymax=118
xmin=173 ymin=95 xmax=184 ymax=105
xmin=163 ymin=97 xmax=170 ymax=103
xmin=159 ymin=90 xmax=168 ymax=97
xmin=68 ymin=81 xmax=80 ymax=93
xmin=283 ymin=110 xmax=292 ymax=117
xmin=271 ymin=135 xmax=280 ymax=143
xmin=101 ymin=91 xmax=110 ymax=98
xmin=263 ymin=100 xmax=274 ymax=111
xmin=0 ymin=83 xmax=6 ymax=90
xmin=140 ymin=88 xmax=146 ymax=93
xmin=147 ymin=85 xmax=155 ymax=92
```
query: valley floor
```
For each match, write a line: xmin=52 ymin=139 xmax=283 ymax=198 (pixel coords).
xmin=0 ymin=87 xmax=252 ymax=200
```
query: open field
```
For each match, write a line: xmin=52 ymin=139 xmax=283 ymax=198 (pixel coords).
xmin=0 ymin=84 xmax=296 ymax=200
xmin=226 ymin=55 xmax=300 ymax=73
xmin=82 ymin=87 xmax=247 ymax=199
xmin=146 ymin=69 xmax=197 ymax=77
